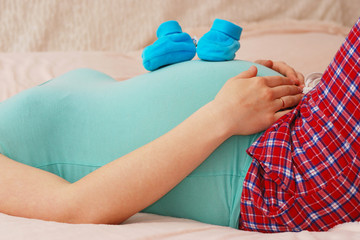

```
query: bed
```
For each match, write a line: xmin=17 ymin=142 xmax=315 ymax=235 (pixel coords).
xmin=1 ymin=0 xmax=360 ymax=239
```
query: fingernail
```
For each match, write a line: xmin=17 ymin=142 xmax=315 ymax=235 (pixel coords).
xmin=249 ymin=65 xmax=257 ymax=71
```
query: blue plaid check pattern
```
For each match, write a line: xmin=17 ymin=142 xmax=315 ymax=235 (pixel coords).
xmin=239 ymin=18 xmax=360 ymax=232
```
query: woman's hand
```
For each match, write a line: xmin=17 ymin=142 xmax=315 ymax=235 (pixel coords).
xmin=212 ymin=65 xmax=304 ymax=135
xmin=255 ymin=59 xmax=305 ymax=87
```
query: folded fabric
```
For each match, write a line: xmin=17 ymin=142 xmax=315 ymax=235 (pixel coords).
xmin=303 ymin=72 xmax=322 ymax=94
xmin=197 ymin=19 xmax=242 ymax=61
xmin=142 ymin=20 xmax=196 ymax=71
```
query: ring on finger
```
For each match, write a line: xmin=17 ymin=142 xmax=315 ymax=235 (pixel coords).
xmin=280 ymin=98 xmax=285 ymax=108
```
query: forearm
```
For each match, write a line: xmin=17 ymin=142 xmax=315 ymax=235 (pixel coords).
xmin=0 ymin=101 xmax=231 ymax=224
xmin=0 ymin=155 xmax=72 ymax=222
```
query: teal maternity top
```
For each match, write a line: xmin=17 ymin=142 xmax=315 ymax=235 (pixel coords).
xmin=0 ymin=60 xmax=280 ymax=228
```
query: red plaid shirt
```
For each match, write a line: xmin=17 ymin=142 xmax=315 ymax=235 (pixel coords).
xmin=239 ymin=18 xmax=360 ymax=232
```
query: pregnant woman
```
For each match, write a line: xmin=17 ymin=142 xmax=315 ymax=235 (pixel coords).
xmin=0 ymin=18 xmax=358 ymax=233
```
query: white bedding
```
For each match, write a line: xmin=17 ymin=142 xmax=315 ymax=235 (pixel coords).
xmin=1 ymin=212 xmax=360 ymax=240
xmin=0 ymin=0 xmax=359 ymax=239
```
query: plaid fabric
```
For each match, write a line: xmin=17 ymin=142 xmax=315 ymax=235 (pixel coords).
xmin=239 ymin=18 xmax=360 ymax=232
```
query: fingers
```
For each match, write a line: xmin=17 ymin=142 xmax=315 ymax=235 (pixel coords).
xmin=273 ymin=93 xmax=304 ymax=119
xmin=255 ymin=59 xmax=305 ymax=87
xmin=236 ymin=65 xmax=258 ymax=79
xmin=271 ymin=84 xmax=303 ymax=99
xmin=271 ymin=61 xmax=301 ymax=84
xmin=255 ymin=59 xmax=273 ymax=68
xmin=263 ymin=75 xmax=296 ymax=88
xmin=296 ymin=71 xmax=305 ymax=87
xmin=275 ymin=93 xmax=304 ymax=110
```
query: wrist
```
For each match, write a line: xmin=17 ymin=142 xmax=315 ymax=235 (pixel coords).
xmin=203 ymin=101 xmax=234 ymax=140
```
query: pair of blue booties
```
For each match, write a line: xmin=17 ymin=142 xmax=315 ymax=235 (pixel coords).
xmin=142 ymin=19 xmax=242 ymax=71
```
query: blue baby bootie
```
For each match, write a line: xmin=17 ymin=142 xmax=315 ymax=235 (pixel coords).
xmin=142 ymin=20 xmax=196 ymax=71
xmin=197 ymin=19 xmax=242 ymax=61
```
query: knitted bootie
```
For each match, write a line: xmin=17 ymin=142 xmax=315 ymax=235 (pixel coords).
xmin=197 ymin=19 xmax=242 ymax=61
xmin=142 ymin=20 xmax=196 ymax=71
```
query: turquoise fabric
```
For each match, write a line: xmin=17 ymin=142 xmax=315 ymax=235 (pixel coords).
xmin=0 ymin=60 xmax=280 ymax=228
